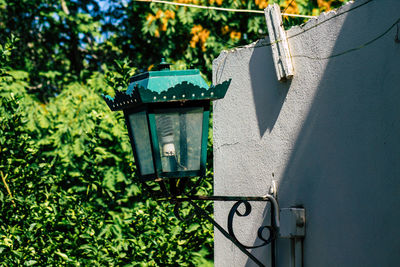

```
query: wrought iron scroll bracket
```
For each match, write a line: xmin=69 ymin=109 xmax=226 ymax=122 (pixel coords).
xmin=170 ymin=195 xmax=280 ymax=267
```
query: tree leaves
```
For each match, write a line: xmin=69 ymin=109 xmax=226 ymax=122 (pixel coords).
xmin=0 ymin=67 xmax=214 ymax=266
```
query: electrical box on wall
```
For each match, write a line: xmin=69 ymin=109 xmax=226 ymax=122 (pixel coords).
xmin=279 ymin=208 xmax=306 ymax=238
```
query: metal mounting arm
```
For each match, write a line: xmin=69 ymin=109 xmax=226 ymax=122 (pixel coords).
xmin=166 ymin=194 xmax=280 ymax=267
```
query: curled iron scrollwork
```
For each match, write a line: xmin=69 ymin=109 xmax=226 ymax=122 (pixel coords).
xmin=227 ymin=200 xmax=277 ymax=249
xmin=168 ymin=194 xmax=279 ymax=267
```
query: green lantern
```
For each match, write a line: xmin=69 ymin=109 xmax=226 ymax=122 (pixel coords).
xmin=102 ymin=60 xmax=284 ymax=267
xmin=103 ymin=59 xmax=230 ymax=187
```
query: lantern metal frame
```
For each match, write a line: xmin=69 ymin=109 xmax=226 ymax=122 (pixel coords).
xmin=123 ymin=100 xmax=210 ymax=181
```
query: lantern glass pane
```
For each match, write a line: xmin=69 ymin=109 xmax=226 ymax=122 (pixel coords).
xmin=128 ymin=111 xmax=155 ymax=175
xmin=154 ymin=107 xmax=203 ymax=173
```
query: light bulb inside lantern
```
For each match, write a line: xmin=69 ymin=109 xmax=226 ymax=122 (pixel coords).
xmin=157 ymin=115 xmax=176 ymax=157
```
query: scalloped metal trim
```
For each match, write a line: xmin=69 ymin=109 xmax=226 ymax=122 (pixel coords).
xmin=103 ymin=79 xmax=231 ymax=111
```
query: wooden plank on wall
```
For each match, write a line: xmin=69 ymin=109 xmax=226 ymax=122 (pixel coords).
xmin=264 ymin=3 xmax=294 ymax=81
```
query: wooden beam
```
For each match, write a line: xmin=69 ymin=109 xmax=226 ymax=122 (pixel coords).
xmin=265 ymin=4 xmax=294 ymax=81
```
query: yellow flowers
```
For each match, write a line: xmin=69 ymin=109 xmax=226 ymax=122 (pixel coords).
xmin=155 ymin=10 xmax=163 ymax=19
xmin=312 ymin=0 xmax=337 ymax=15
xmin=146 ymin=9 xmax=176 ymax=38
xmin=190 ymin=25 xmax=210 ymax=51
xmin=146 ymin=14 xmax=155 ymax=25
xmin=281 ymin=0 xmax=299 ymax=18
xmin=164 ymin=10 xmax=176 ymax=20
xmin=147 ymin=64 xmax=155 ymax=71
xmin=255 ymin=0 xmax=268 ymax=9
xmin=209 ymin=0 xmax=223 ymax=5
xmin=221 ymin=26 xmax=241 ymax=41
xmin=230 ymin=30 xmax=241 ymax=41
xmin=221 ymin=25 xmax=230 ymax=35
xmin=316 ymin=0 xmax=334 ymax=11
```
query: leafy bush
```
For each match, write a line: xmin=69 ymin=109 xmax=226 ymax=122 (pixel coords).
xmin=0 ymin=71 xmax=213 ymax=266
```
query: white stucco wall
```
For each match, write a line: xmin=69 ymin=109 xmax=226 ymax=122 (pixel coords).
xmin=212 ymin=1 xmax=400 ymax=266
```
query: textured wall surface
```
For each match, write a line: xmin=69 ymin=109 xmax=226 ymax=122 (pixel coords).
xmin=212 ymin=0 xmax=400 ymax=266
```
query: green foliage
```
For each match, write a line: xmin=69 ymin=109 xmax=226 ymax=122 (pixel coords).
xmin=0 ymin=35 xmax=18 ymax=80
xmin=0 ymin=71 xmax=213 ymax=266
xmin=0 ymin=0 xmax=103 ymax=99
xmin=105 ymin=59 xmax=137 ymax=92
xmin=0 ymin=0 xmax=350 ymax=93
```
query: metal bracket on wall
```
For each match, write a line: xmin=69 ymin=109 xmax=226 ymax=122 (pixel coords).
xmin=280 ymin=208 xmax=306 ymax=267
xmin=167 ymin=195 xmax=280 ymax=267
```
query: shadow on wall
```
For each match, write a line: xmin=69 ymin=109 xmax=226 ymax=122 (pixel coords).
xmin=236 ymin=38 xmax=291 ymax=267
xmin=249 ymin=39 xmax=290 ymax=138
xmin=255 ymin=1 xmax=400 ymax=266
xmin=242 ymin=1 xmax=400 ymax=266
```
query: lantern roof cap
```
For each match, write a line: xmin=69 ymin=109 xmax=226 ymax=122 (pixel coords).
xmin=103 ymin=66 xmax=231 ymax=111
xmin=127 ymin=69 xmax=208 ymax=95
